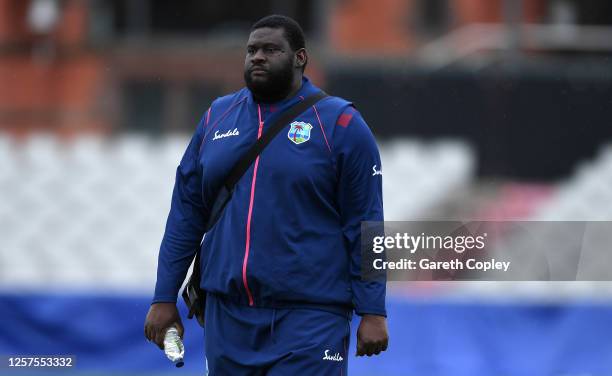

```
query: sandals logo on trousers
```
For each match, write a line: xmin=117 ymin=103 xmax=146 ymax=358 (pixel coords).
xmin=322 ymin=349 xmax=344 ymax=362
xmin=288 ymin=121 xmax=313 ymax=145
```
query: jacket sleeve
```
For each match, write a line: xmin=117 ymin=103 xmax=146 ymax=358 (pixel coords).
xmin=152 ymin=110 xmax=210 ymax=303
xmin=333 ymin=107 xmax=387 ymax=316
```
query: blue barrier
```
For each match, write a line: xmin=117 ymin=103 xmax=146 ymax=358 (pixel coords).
xmin=1 ymin=293 xmax=611 ymax=375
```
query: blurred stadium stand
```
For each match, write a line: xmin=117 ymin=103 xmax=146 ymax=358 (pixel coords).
xmin=537 ymin=145 xmax=612 ymax=221
xmin=2 ymin=0 xmax=612 ymax=375
xmin=0 ymin=135 xmax=474 ymax=288
xmin=380 ymin=139 xmax=474 ymax=220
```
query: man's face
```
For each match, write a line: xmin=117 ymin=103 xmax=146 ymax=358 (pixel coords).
xmin=244 ymin=27 xmax=296 ymax=102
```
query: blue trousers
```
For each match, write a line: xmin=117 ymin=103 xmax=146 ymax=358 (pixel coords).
xmin=204 ymin=294 xmax=351 ymax=375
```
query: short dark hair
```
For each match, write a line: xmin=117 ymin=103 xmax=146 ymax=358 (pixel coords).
xmin=250 ymin=15 xmax=306 ymax=52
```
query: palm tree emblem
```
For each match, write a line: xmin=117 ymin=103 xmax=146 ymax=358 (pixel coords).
xmin=292 ymin=124 xmax=303 ymax=142
xmin=288 ymin=121 xmax=312 ymax=145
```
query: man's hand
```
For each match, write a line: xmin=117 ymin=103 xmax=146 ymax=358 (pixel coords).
xmin=144 ymin=302 xmax=184 ymax=350
xmin=356 ymin=314 xmax=388 ymax=356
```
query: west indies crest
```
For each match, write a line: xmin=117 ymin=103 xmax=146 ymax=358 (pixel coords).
xmin=287 ymin=121 xmax=313 ymax=145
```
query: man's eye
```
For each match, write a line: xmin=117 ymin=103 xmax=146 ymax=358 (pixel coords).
xmin=247 ymin=48 xmax=255 ymax=55
xmin=264 ymin=47 xmax=281 ymax=54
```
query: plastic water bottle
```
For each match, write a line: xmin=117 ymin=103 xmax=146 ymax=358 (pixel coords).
xmin=164 ymin=326 xmax=184 ymax=367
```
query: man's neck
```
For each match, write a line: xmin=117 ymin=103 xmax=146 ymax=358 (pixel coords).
xmin=283 ymin=75 xmax=303 ymax=101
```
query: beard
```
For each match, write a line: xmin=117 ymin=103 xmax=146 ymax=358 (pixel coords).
xmin=244 ymin=61 xmax=294 ymax=103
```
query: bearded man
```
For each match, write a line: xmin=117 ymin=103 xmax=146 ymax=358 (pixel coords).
xmin=145 ymin=14 xmax=388 ymax=375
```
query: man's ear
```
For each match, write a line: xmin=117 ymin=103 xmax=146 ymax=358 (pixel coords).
xmin=295 ymin=48 xmax=307 ymax=69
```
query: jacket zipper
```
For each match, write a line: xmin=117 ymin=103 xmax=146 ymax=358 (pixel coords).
xmin=242 ymin=104 xmax=263 ymax=306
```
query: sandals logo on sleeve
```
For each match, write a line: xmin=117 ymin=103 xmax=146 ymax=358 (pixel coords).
xmin=288 ymin=121 xmax=313 ymax=145
xmin=372 ymin=164 xmax=383 ymax=176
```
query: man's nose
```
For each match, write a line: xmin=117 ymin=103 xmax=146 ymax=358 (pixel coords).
xmin=251 ymin=49 xmax=266 ymax=63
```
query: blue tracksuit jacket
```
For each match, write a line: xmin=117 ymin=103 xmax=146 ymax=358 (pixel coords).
xmin=153 ymin=77 xmax=386 ymax=317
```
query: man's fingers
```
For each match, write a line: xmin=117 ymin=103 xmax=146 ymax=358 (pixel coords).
xmin=154 ymin=327 xmax=165 ymax=350
xmin=372 ymin=342 xmax=384 ymax=355
xmin=357 ymin=339 xmax=388 ymax=356
xmin=175 ymin=322 xmax=185 ymax=339
xmin=370 ymin=341 xmax=381 ymax=355
xmin=145 ymin=323 xmax=154 ymax=343
xmin=151 ymin=328 xmax=159 ymax=348
xmin=375 ymin=339 xmax=388 ymax=354
xmin=356 ymin=339 xmax=365 ymax=356
xmin=357 ymin=339 xmax=375 ymax=356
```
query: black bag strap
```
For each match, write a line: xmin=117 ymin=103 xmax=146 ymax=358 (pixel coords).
xmin=203 ymin=91 xmax=328 ymax=232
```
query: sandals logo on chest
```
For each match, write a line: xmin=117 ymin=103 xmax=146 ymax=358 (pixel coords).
xmin=213 ymin=128 xmax=240 ymax=141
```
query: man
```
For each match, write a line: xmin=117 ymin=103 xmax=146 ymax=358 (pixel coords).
xmin=145 ymin=15 xmax=388 ymax=375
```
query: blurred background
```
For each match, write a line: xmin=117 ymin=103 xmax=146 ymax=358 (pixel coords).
xmin=1 ymin=0 xmax=612 ymax=375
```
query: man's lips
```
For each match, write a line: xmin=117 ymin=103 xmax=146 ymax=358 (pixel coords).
xmin=250 ymin=68 xmax=268 ymax=74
